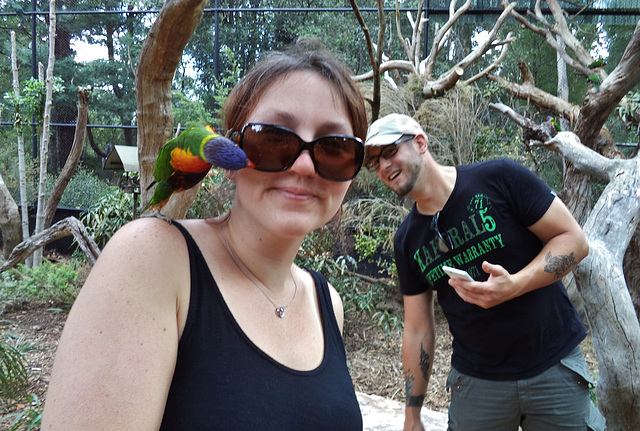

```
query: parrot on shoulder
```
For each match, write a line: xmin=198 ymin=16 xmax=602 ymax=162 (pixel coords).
xmin=142 ymin=125 xmax=252 ymax=215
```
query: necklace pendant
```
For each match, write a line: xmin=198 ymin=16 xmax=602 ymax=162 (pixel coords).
xmin=276 ymin=307 xmax=285 ymax=319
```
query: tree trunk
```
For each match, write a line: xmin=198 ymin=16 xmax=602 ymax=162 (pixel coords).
xmin=538 ymin=133 xmax=640 ymax=431
xmin=136 ymin=0 xmax=207 ymax=220
xmin=624 ymin=225 xmax=640 ymax=317
xmin=10 ymin=31 xmax=31 ymax=267
xmin=576 ymin=166 xmax=640 ymax=430
xmin=44 ymin=87 xmax=89 ymax=229
xmin=33 ymin=0 xmax=57 ymax=266
xmin=0 ymin=173 xmax=21 ymax=260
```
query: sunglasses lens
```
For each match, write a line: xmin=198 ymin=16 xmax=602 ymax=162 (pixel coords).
xmin=239 ymin=123 xmax=364 ymax=181
xmin=433 ymin=212 xmax=454 ymax=254
xmin=437 ymin=236 xmax=451 ymax=254
xmin=241 ymin=124 xmax=299 ymax=172
xmin=314 ymin=136 xmax=364 ymax=181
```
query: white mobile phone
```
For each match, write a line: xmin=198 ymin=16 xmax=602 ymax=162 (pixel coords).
xmin=442 ymin=266 xmax=474 ymax=282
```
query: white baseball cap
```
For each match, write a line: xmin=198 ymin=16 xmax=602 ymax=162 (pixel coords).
xmin=365 ymin=114 xmax=425 ymax=147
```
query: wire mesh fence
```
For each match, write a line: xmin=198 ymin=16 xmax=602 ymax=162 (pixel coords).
xmin=0 ymin=0 xmax=638 ymax=178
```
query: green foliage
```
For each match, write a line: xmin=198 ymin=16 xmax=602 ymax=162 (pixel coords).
xmin=187 ymin=170 xmax=235 ymax=219
xmin=209 ymin=46 xmax=243 ymax=121
xmin=0 ymin=339 xmax=29 ymax=402
xmin=372 ymin=310 xmax=403 ymax=335
xmin=616 ymin=90 xmax=640 ymax=129
xmin=0 ymin=260 xmax=79 ymax=305
xmin=82 ymin=188 xmax=135 ymax=248
xmin=473 ymin=125 xmax=527 ymax=163
xmin=45 ymin=166 xmax=113 ymax=209
xmin=354 ymin=228 xmax=396 ymax=279
xmin=1 ymin=394 xmax=43 ymax=431
xmin=295 ymin=227 xmax=401 ymax=334
xmin=590 ymin=370 xmax=599 ymax=406
xmin=3 ymin=77 xmax=65 ymax=128
xmin=172 ymin=91 xmax=216 ymax=128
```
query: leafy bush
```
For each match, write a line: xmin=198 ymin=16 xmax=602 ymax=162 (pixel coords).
xmin=295 ymin=228 xmax=401 ymax=333
xmin=82 ymin=188 xmax=135 ymax=247
xmin=1 ymin=394 xmax=42 ymax=431
xmin=0 ymin=339 xmax=29 ymax=402
xmin=354 ymin=228 xmax=397 ymax=280
xmin=0 ymin=339 xmax=42 ymax=431
xmin=0 ymin=260 xmax=79 ymax=306
xmin=45 ymin=166 xmax=113 ymax=209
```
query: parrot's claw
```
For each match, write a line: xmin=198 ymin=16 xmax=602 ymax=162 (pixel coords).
xmin=139 ymin=209 xmax=173 ymax=223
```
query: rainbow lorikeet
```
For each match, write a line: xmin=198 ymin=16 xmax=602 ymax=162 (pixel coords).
xmin=546 ymin=116 xmax=562 ymax=132
xmin=587 ymin=74 xmax=601 ymax=91
xmin=588 ymin=58 xmax=607 ymax=69
xmin=143 ymin=125 xmax=251 ymax=214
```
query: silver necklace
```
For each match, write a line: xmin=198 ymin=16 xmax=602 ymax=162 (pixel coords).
xmin=219 ymin=225 xmax=298 ymax=319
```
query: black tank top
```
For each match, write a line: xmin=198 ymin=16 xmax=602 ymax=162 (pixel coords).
xmin=160 ymin=222 xmax=363 ymax=430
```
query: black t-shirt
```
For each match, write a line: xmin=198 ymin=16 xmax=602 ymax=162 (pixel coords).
xmin=394 ymin=158 xmax=586 ymax=380
xmin=160 ymin=222 xmax=363 ymax=430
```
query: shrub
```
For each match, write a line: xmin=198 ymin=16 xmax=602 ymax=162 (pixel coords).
xmin=1 ymin=394 xmax=42 ymax=431
xmin=0 ymin=340 xmax=29 ymax=402
xmin=82 ymin=188 xmax=135 ymax=247
xmin=0 ymin=260 xmax=80 ymax=306
xmin=45 ymin=166 xmax=113 ymax=209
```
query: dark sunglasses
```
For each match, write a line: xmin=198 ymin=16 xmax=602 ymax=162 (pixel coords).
xmin=432 ymin=211 xmax=454 ymax=254
xmin=365 ymin=135 xmax=415 ymax=170
xmin=232 ymin=123 xmax=364 ymax=182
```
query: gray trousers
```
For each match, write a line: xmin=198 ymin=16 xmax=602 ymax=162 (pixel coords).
xmin=446 ymin=346 xmax=606 ymax=431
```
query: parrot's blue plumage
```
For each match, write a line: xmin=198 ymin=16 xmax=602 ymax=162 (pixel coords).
xmin=142 ymin=125 xmax=252 ymax=215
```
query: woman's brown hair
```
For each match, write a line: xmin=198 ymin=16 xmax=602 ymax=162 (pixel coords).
xmin=222 ymin=38 xmax=367 ymax=142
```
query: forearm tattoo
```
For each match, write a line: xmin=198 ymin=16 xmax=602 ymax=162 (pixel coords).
xmin=406 ymin=394 xmax=425 ymax=407
xmin=419 ymin=344 xmax=431 ymax=381
xmin=405 ymin=343 xmax=431 ymax=407
xmin=544 ymin=251 xmax=577 ymax=279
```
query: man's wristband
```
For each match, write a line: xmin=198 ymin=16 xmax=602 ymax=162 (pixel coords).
xmin=406 ymin=394 xmax=425 ymax=407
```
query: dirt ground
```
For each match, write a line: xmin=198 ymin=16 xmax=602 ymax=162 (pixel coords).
xmin=0 ymin=287 xmax=598 ymax=428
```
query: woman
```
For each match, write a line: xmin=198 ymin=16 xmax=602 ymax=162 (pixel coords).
xmin=42 ymin=38 xmax=367 ymax=430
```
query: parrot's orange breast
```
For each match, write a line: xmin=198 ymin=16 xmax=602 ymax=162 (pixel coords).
xmin=170 ymin=147 xmax=211 ymax=173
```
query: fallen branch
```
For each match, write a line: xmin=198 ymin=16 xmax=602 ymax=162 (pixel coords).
xmin=346 ymin=270 xmax=396 ymax=289
xmin=0 ymin=217 xmax=100 ymax=273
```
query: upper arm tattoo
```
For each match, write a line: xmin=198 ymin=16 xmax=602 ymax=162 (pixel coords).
xmin=544 ymin=251 xmax=577 ymax=279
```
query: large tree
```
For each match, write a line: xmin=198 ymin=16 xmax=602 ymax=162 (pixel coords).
xmin=136 ymin=0 xmax=208 ymax=219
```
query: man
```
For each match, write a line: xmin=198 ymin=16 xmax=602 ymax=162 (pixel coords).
xmin=365 ymin=113 xmax=605 ymax=431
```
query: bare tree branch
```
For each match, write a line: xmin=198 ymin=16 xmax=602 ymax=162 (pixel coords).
xmin=464 ymin=33 xmax=514 ymax=85
xmin=352 ymin=60 xmax=415 ymax=82
xmin=574 ymin=19 xmax=640 ymax=150
xmin=0 ymin=217 xmax=100 ymax=273
xmin=489 ymin=102 xmax=559 ymax=144
xmin=44 ymin=87 xmax=90 ymax=229
xmin=395 ymin=0 xmax=426 ymax=72
xmin=487 ymin=65 xmax=581 ymax=124
xmin=504 ymin=0 xmax=593 ymax=77
xmin=423 ymin=2 xmax=516 ymax=96
xmin=423 ymin=0 xmax=473 ymax=78
xmin=350 ymin=0 xmax=385 ymax=119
